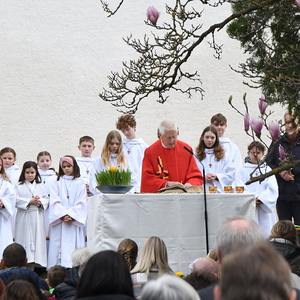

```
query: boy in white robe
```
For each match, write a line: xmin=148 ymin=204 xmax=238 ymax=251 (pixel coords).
xmin=211 ymin=113 xmax=243 ymax=170
xmin=234 ymin=141 xmax=278 ymax=238
xmin=75 ymin=136 xmax=95 ymax=196
xmin=116 ymin=114 xmax=148 ymax=193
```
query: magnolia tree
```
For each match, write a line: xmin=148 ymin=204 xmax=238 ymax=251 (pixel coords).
xmin=229 ymin=94 xmax=300 ymax=184
xmin=99 ymin=0 xmax=300 ymax=114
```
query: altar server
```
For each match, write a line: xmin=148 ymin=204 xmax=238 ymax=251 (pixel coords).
xmin=195 ymin=126 xmax=235 ymax=193
xmin=48 ymin=155 xmax=87 ymax=269
xmin=234 ymin=141 xmax=278 ymax=238
xmin=75 ymin=136 xmax=95 ymax=196
xmin=116 ymin=114 xmax=148 ymax=193
xmin=14 ymin=161 xmax=49 ymax=268
xmin=0 ymin=158 xmax=16 ymax=257
xmin=89 ymin=130 xmax=136 ymax=195
xmin=37 ymin=151 xmax=56 ymax=237
xmin=0 ymin=147 xmax=21 ymax=185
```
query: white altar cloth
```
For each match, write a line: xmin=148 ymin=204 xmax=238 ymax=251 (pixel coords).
xmin=87 ymin=193 xmax=255 ymax=274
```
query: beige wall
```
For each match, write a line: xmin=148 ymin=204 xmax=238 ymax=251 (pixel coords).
xmin=0 ymin=1 xmax=284 ymax=169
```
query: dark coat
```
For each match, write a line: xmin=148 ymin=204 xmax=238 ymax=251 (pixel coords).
xmin=54 ymin=266 xmax=79 ymax=300
xmin=268 ymin=132 xmax=300 ymax=202
xmin=76 ymin=294 xmax=135 ymax=300
xmin=0 ymin=266 xmax=48 ymax=290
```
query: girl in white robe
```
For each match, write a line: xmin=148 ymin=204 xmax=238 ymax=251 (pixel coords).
xmin=37 ymin=151 xmax=57 ymax=238
xmin=14 ymin=161 xmax=49 ymax=268
xmin=195 ymin=126 xmax=235 ymax=193
xmin=48 ymin=155 xmax=87 ymax=269
xmin=234 ymin=141 xmax=278 ymax=238
xmin=89 ymin=130 xmax=136 ymax=195
xmin=0 ymin=147 xmax=21 ymax=238
xmin=0 ymin=158 xmax=16 ymax=257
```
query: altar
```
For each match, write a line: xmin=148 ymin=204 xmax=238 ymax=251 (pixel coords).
xmin=87 ymin=193 xmax=256 ymax=274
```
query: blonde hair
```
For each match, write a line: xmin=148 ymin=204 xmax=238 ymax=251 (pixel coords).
xmin=101 ymin=131 xmax=126 ymax=168
xmin=131 ymin=237 xmax=174 ymax=277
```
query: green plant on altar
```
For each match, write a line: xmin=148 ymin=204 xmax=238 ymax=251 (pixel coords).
xmin=95 ymin=166 xmax=132 ymax=186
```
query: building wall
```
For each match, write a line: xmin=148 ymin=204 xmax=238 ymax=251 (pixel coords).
xmin=0 ymin=0 xmax=284 ymax=168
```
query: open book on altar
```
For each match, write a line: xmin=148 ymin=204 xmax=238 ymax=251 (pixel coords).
xmin=157 ymin=184 xmax=204 ymax=194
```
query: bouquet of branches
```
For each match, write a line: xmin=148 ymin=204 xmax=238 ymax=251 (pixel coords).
xmin=95 ymin=166 xmax=132 ymax=186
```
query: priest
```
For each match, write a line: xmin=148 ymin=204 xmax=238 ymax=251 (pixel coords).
xmin=141 ymin=120 xmax=203 ymax=193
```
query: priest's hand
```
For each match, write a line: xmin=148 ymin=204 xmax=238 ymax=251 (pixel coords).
xmin=0 ymin=199 xmax=3 ymax=209
xmin=184 ymin=183 xmax=192 ymax=188
xmin=166 ymin=181 xmax=184 ymax=187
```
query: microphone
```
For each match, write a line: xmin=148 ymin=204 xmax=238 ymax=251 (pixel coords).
xmin=183 ymin=146 xmax=206 ymax=179
xmin=183 ymin=146 xmax=209 ymax=254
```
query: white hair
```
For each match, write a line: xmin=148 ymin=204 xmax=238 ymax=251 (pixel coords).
xmin=71 ymin=247 xmax=93 ymax=267
xmin=140 ymin=275 xmax=200 ymax=300
xmin=158 ymin=120 xmax=177 ymax=135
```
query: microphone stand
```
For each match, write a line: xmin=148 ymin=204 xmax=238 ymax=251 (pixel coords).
xmin=184 ymin=146 xmax=209 ymax=254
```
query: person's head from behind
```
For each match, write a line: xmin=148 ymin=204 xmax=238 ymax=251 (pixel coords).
xmin=1 ymin=280 xmax=41 ymax=300
xmin=210 ymin=113 xmax=227 ymax=138
xmin=76 ymin=250 xmax=134 ymax=299
xmin=247 ymin=141 xmax=265 ymax=165
xmin=140 ymin=274 xmax=200 ymax=300
xmin=78 ymin=136 xmax=95 ymax=158
xmin=214 ymin=242 xmax=296 ymax=300
xmin=58 ymin=155 xmax=80 ymax=179
xmin=269 ymin=220 xmax=298 ymax=245
xmin=215 ymin=216 xmax=264 ymax=262
xmin=1 ymin=243 xmax=27 ymax=268
xmin=158 ymin=120 xmax=178 ymax=149
xmin=47 ymin=265 xmax=67 ymax=289
xmin=71 ymin=247 xmax=93 ymax=267
xmin=131 ymin=236 xmax=173 ymax=276
xmin=6 ymin=274 xmax=45 ymax=300
xmin=116 ymin=114 xmax=137 ymax=139
xmin=117 ymin=238 xmax=138 ymax=270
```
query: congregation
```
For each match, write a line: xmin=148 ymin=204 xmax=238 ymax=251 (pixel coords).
xmin=0 ymin=111 xmax=299 ymax=299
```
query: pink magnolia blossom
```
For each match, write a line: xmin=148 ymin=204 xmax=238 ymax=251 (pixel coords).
xmin=296 ymin=0 xmax=300 ymax=7
xmin=268 ymin=120 xmax=280 ymax=141
xmin=146 ymin=6 xmax=159 ymax=26
xmin=250 ymin=117 xmax=264 ymax=137
xmin=258 ymin=95 xmax=268 ymax=114
xmin=244 ymin=112 xmax=250 ymax=131
xmin=279 ymin=145 xmax=285 ymax=160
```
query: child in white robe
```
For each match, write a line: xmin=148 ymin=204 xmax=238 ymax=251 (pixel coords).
xmin=89 ymin=130 xmax=136 ymax=195
xmin=0 ymin=147 xmax=21 ymax=237
xmin=75 ymin=136 xmax=95 ymax=196
xmin=48 ymin=155 xmax=87 ymax=269
xmin=0 ymin=157 xmax=16 ymax=257
xmin=116 ymin=114 xmax=148 ymax=193
xmin=37 ymin=151 xmax=57 ymax=239
xmin=14 ymin=161 xmax=49 ymax=268
xmin=194 ymin=126 xmax=235 ymax=193
xmin=234 ymin=141 xmax=278 ymax=238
